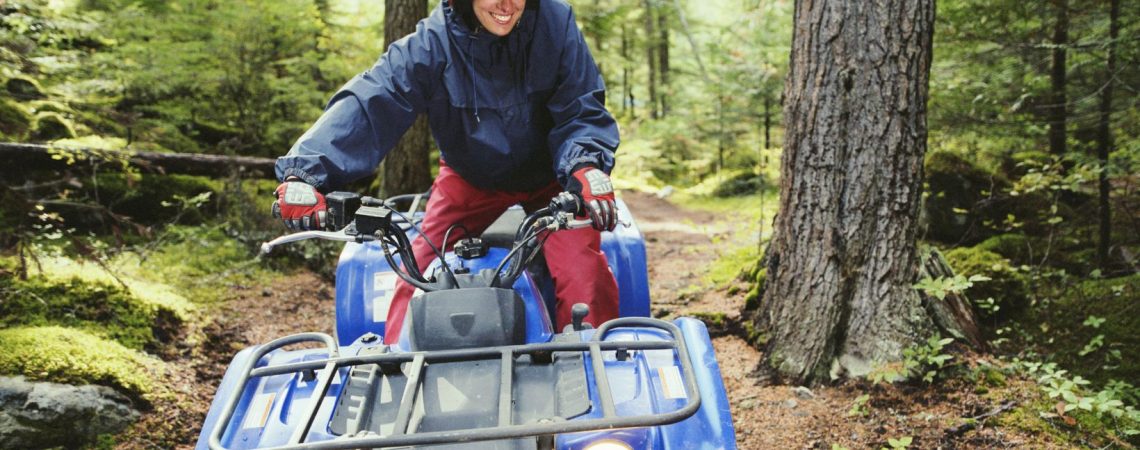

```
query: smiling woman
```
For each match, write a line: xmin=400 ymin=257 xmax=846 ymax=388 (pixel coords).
xmin=450 ymin=0 xmax=527 ymax=36
xmin=472 ymin=0 xmax=526 ymax=36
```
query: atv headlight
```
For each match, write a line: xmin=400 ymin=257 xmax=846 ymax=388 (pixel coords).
xmin=583 ymin=440 xmax=633 ymax=450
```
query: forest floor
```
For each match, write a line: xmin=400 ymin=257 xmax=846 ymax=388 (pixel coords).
xmin=119 ymin=191 xmax=1084 ymax=449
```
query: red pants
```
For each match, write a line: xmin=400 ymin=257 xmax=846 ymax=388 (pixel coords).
xmin=384 ymin=163 xmax=619 ymax=344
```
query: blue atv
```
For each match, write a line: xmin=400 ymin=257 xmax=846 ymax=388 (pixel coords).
xmin=196 ymin=191 xmax=737 ymax=449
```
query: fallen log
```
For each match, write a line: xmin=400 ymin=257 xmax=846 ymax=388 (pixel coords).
xmin=0 ymin=142 xmax=277 ymax=179
xmin=919 ymin=247 xmax=989 ymax=351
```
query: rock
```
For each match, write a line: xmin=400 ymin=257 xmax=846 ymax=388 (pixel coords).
xmin=6 ymin=76 xmax=46 ymax=100
xmin=793 ymin=386 xmax=815 ymax=400
xmin=783 ymin=398 xmax=798 ymax=409
xmin=0 ymin=376 xmax=139 ymax=448
xmin=30 ymin=112 xmax=76 ymax=141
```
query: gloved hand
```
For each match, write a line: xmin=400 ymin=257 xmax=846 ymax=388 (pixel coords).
xmin=272 ymin=179 xmax=328 ymax=231
xmin=566 ymin=165 xmax=617 ymax=231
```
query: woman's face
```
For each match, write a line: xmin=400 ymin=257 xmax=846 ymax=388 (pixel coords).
xmin=472 ymin=0 xmax=526 ymax=37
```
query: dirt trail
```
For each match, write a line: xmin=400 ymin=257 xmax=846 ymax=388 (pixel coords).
xmin=622 ymin=191 xmax=1065 ymax=450
xmin=123 ymin=192 xmax=1064 ymax=449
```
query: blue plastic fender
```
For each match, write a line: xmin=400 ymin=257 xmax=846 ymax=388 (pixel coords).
xmin=555 ymin=318 xmax=737 ymax=449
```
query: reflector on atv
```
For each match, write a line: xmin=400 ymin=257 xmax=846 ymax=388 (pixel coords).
xmin=197 ymin=192 xmax=737 ymax=449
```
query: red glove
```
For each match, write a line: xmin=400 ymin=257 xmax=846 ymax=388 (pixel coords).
xmin=566 ymin=166 xmax=617 ymax=231
xmin=272 ymin=180 xmax=328 ymax=231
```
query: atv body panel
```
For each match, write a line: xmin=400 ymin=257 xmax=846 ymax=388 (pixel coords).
xmin=196 ymin=199 xmax=735 ymax=449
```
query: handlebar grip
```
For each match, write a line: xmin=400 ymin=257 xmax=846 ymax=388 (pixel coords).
xmin=548 ymin=192 xmax=581 ymax=214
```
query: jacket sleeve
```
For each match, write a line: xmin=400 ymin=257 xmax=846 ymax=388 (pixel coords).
xmin=275 ymin=28 xmax=438 ymax=191
xmin=546 ymin=7 xmax=619 ymax=188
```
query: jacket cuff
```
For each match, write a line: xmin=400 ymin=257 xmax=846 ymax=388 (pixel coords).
xmin=569 ymin=161 xmax=599 ymax=175
xmin=280 ymin=167 xmax=323 ymax=191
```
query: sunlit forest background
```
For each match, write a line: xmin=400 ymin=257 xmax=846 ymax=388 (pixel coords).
xmin=1 ymin=0 xmax=1138 ymax=447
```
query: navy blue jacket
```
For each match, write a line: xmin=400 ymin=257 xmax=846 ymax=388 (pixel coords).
xmin=275 ymin=0 xmax=618 ymax=193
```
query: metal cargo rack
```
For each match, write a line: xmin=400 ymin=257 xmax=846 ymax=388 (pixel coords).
xmin=207 ymin=317 xmax=702 ymax=450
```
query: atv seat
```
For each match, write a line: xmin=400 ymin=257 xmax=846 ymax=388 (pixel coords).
xmin=406 ymin=287 xmax=527 ymax=351
xmin=480 ymin=206 xmax=526 ymax=249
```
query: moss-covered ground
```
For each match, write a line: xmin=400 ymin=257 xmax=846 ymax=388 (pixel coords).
xmin=0 ymin=225 xmax=275 ymax=403
xmin=0 ymin=326 xmax=159 ymax=400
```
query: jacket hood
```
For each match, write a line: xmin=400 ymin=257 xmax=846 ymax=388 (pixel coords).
xmin=440 ymin=0 xmax=542 ymax=118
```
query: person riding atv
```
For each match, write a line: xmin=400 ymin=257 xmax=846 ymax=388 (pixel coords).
xmin=270 ymin=0 xmax=621 ymax=344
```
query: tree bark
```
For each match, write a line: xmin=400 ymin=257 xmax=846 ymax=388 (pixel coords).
xmin=1048 ymin=0 xmax=1068 ymax=157
xmin=643 ymin=0 xmax=658 ymax=120
xmin=378 ymin=0 xmax=432 ymax=198
xmin=1097 ymin=0 xmax=1119 ymax=269
xmin=753 ymin=0 xmax=940 ymax=384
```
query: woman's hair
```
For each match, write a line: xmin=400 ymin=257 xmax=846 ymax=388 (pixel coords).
xmin=449 ymin=0 xmax=478 ymax=31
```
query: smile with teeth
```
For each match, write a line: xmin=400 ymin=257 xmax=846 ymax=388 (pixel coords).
xmin=490 ymin=13 xmax=513 ymax=24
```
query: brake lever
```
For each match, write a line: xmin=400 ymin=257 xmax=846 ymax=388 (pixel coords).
xmin=259 ymin=229 xmax=374 ymax=255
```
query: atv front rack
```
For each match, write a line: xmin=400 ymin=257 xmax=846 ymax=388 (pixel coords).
xmin=207 ymin=317 xmax=702 ymax=450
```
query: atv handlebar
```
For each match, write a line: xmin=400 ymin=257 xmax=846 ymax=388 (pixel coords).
xmin=260 ymin=191 xmax=595 ymax=291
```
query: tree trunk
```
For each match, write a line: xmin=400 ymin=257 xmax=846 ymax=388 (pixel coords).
xmin=1048 ymin=0 xmax=1068 ymax=157
xmin=1097 ymin=0 xmax=1119 ymax=269
xmin=753 ymin=0 xmax=940 ymax=384
xmin=622 ymin=23 xmax=632 ymax=117
xmin=763 ymin=93 xmax=772 ymax=150
xmin=589 ymin=0 xmax=606 ymax=84
xmin=379 ymin=0 xmax=432 ymax=198
xmin=658 ymin=4 xmax=670 ymax=117
xmin=643 ymin=0 xmax=658 ymax=120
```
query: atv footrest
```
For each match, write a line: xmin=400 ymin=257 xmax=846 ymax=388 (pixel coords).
xmin=206 ymin=318 xmax=701 ymax=450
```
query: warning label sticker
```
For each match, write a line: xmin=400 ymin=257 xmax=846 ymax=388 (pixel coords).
xmin=372 ymin=271 xmax=399 ymax=323
xmin=657 ymin=366 xmax=687 ymax=400
xmin=242 ymin=392 xmax=276 ymax=429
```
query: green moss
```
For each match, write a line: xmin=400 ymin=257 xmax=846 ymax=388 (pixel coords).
xmin=691 ymin=311 xmax=727 ymax=328
xmin=0 ymin=99 xmax=33 ymax=138
xmin=31 ymin=112 xmax=77 ymax=141
xmin=944 ymin=246 xmax=1029 ymax=318
xmin=5 ymin=75 xmax=46 ymax=99
xmin=712 ymin=171 xmax=767 ymax=197
xmin=1021 ymin=274 xmax=1140 ymax=387
xmin=27 ymin=100 xmax=74 ymax=115
xmin=975 ymin=233 xmax=1032 ymax=264
xmin=0 ymin=264 xmax=190 ymax=351
xmin=924 ymin=151 xmax=1006 ymax=244
xmin=705 ymin=245 xmax=761 ymax=287
xmin=0 ymin=326 xmax=159 ymax=400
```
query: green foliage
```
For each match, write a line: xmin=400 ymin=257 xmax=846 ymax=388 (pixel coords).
xmin=0 ymin=326 xmax=159 ymax=400
xmin=943 ymin=246 xmax=1029 ymax=318
xmin=1014 ymin=361 xmax=1140 ymax=439
xmin=913 ymin=273 xmax=991 ymax=301
xmin=868 ymin=335 xmax=956 ymax=384
xmin=848 ymin=394 xmax=871 ymax=417
xmin=881 ymin=436 xmax=912 ymax=450
xmin=85 ymin=173 xmax=221 ymax=225
xmin=1027 ymin=274 xmax=1140 ymax=386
